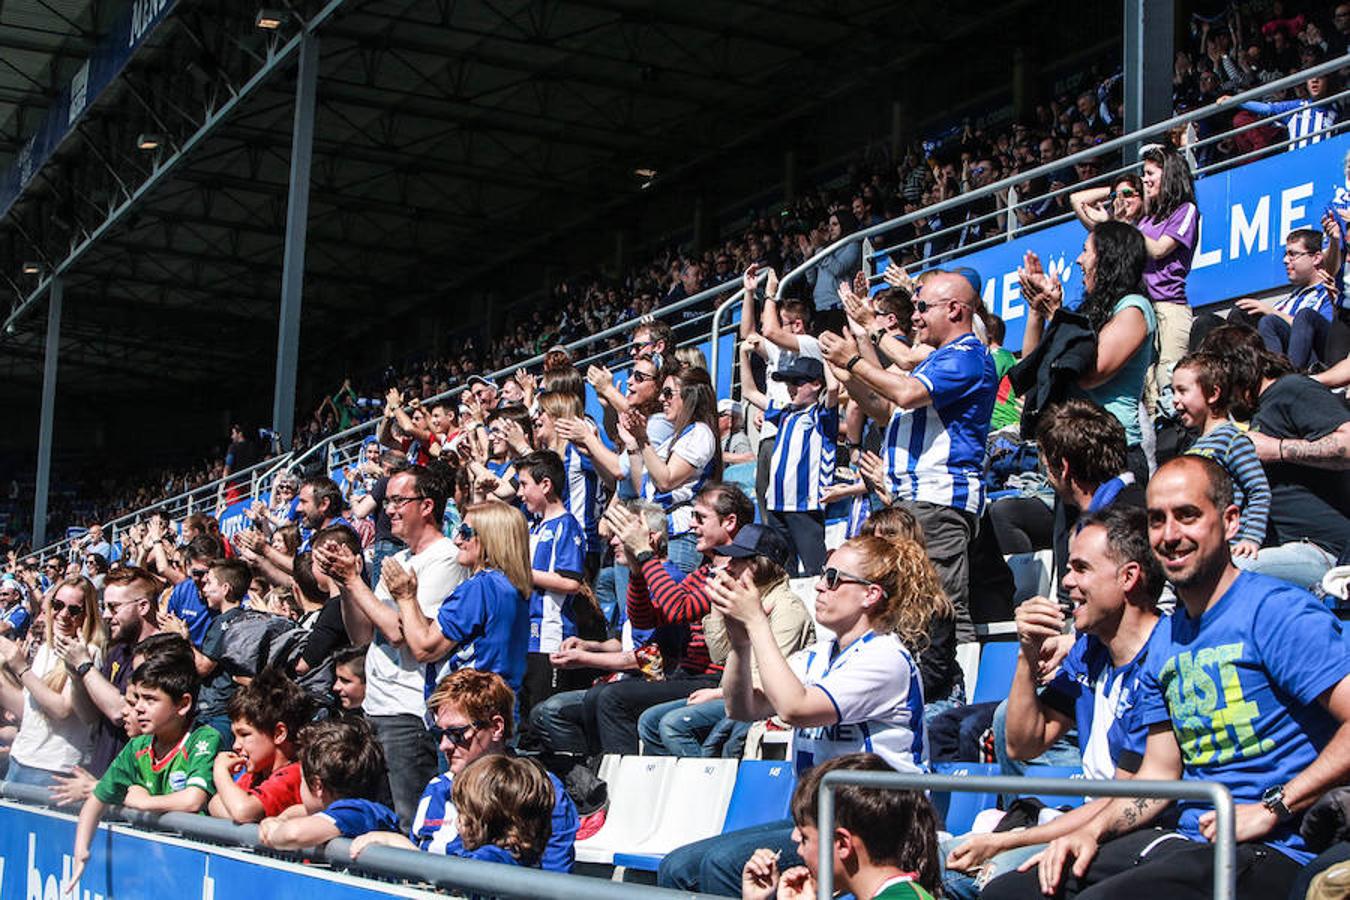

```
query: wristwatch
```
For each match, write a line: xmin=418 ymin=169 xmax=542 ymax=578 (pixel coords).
xmin=1262 ymin=784 xmax=1293 ymax=822
xmin=74 ymin=660 xmax=95 ymax=679
xmin=634 ymin=550 xmax=657 ymax=566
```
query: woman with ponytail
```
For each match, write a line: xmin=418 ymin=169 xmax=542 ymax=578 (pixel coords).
xmin=658 ymin=534 xmax=937 ymax=895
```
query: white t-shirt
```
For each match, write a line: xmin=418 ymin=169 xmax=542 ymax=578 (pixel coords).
xmin=10 ymin=642 xmax=103 ymax=772
xmin=761 ymin=336 xmax=822 ymax=441
xmin=787 ymin=630 xmax=927 ymax=776
xmin=363 ymin=537 xmax=466 ymax=718
xmin=621 ymin=422 xmax=717 ymax=534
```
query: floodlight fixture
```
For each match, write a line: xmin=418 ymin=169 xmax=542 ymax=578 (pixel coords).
xmin=255 ymin=9 xmax=286 ymax=30
xmin=21 ymin=261 xmax=42 ymax=276
xmin=136 ymin=133 xmax=163 ymax=151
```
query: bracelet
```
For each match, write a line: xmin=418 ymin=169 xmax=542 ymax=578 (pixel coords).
xmin=13 ymin=666 xmax=30 ymax=679
xmin=869 ymin=329 xmax=887 ymax=345
xmin=845 ymin=355 xmax=864 ymax=372
xmin=1279 ymin=439 xmax=1285 ymax=461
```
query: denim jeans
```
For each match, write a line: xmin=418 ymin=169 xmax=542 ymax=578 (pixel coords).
xmin=941 ymin=835 xmax=1046 ymax=900
xmin=1235 ymin=540 xmax=1337 ymax=591
xmin=658 ymin=820 xmax=800 ymax=897
xmin=594 ymin=564 xmax=620 ymax=631
xmin=367 ymin=712 xmax=440 ymax=832
xmin=637 ymin=697 xmax=727 ymax=756
xmin=3 ymin=759 xmax=61 ymax=790
xmin=667 ymin=532 xmax=701 ymax=575
xmin=367 ymin=538 xmax=405 ymax=589
xmin=529 ymin=687 xmax=594 ymax=756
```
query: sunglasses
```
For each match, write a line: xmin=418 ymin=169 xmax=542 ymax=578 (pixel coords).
xmin=660 ymin=387 xmax=676 ymax=400
xmin=428 ymin=719 xmax=489 ymax=747
xmin=915 ymin=299 xmax=967 ymax=314
xmin=188 ymin=567 xmax=210 ymax=579
xmin=821 ymin=567 xmax=878 ymax=591
xmin=456 ymin=522 xmax=477 ymax=542
xmin=51 ymin=599 xmax=85 ymax=617
xmin=630 ymin=370 xmax=655 ymax=384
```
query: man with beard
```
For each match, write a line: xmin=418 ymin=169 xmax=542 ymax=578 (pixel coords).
xmin=240 ymin=476 xmax=347 ymax=584
xmin=985 ymin=456 xmax=1350 ymax=900
xmin=53 ymin=566 xmax=163 ymax=774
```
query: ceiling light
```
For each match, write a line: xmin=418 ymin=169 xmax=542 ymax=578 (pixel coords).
xmin=136 ymin=133 xmax=163 ymax=151
xmin=255 ymin=9 xmax=286 ymax=30
xmin=21 ymin=261 xmax=42 ymax=276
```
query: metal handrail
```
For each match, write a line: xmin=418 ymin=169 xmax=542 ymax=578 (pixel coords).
xmin=36 ymin=453 xmax=287 ymax=563
xmin=0 ymin=784 xmax=722 ymax=900
xmin=708 ymin=51 xmax=1350 ymax=357
xmin=815 ymin=771 xmax=1236 ymax=900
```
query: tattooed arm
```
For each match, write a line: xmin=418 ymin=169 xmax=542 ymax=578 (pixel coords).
xmin=1250 ymin=422 xmax=1350 ymax=470
xmin=1017 ymin=725 xmax=1183 ymax=895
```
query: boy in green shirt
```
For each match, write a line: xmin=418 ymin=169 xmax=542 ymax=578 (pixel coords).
xmin=740 ymin=753 xmax=941 ymax=900
xmin=71 ymin=654 xmax=221 ymax=884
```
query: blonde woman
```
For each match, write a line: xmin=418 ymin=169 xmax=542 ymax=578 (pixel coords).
xmin=388 ymin=502 xmax=533 ymax=696
xmin=0 ymin=576 xmax=107 ymax=788
xmin=661 ymin=534 xmax=943 ymax=894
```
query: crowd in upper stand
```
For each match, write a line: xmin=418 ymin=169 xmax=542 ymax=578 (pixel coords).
xmin=14 ymin=0 xmax=1344 ymax=547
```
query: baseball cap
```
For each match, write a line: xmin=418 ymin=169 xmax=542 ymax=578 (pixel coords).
xmin=711 ymin=524 xmax=790 ymax=567
xmin=770 ymin=356 xmax=826 ymax=384
xmin=717 ymin=399 xmax=739 ymax=415
xmin=466 ymin=375 xmax=498 ymax=391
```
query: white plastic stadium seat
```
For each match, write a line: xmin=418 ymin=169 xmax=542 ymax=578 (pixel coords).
xmin=597 ymin=753 xmax=621 ymax=785
xmin=574 ymin=755 xmax=676 ymax=864
xmin=621 ymin=757 xmax=738 ymax=855
xmin=789 ymin=576 xmax=831 ymax=641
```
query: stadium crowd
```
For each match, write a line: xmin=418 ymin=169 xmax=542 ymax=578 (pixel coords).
xmin=4 ymin=6 xmax=1350 ymax=900
xmin=16 ymin=0 xmax=1343 ymax=545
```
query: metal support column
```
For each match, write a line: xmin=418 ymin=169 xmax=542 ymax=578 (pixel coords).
xmin=32 ymin=277 xmax=62 ymax=548
xmin=271 ymin=31 xmax=320 ymax=452
xmin=1124 ymin=0 xmax=1175 ymax=148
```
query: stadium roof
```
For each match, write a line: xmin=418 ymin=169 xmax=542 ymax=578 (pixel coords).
xmin=0 ymin=0 xmax=1109 ymax=446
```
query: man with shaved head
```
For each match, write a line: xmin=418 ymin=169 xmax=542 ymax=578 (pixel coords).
xmin=821 ymin=270 xmax=997 ymax=644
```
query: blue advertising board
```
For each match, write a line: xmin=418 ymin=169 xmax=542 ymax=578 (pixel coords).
xmin=0 ymin=801 xmax=438 ymax=900
xmin=927 ymin=134 xmax=1350 ymax=349
xmin=0 ymin=0 xmax=178 ymax=220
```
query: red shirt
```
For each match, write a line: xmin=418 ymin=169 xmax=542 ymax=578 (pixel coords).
xmin=238 ymin=761 xmax=303 ymax=817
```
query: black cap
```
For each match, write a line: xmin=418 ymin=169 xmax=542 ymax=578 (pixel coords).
xmin=770 ymin=355 xmax=826 ymax=384
xmin=711 ymin=523 xmax=791 ymax=567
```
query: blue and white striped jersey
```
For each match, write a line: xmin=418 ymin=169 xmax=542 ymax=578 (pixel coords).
xmin=1241 ymin=98 xmax=1338 ymax=150
xmin=560 ymin=442 xmax=603 ymax=556
xmin=883 ymin=333 xmax=997 ymax=515
xmin=764 ymin=400 xmax=839 ymax=512
xmin=528 ymin=512 xmax=586 ymax=653
xmin=1275 ymin=283 xmax=1333 ymax=321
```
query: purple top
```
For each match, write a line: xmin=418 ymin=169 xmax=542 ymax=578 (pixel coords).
xmin=1138 ymin=201 xmax=1198 ymax=304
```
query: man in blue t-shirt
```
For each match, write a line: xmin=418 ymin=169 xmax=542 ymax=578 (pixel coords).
xmin=947 ymin=505 xmax=1161 ymax=895
xmin=985 ymin=456 xmax=1350 ymax=900
xmin=822 ymin=271 xmax=997 ymax=643
xmin=164 ymin=534 xmax=223 ymax=647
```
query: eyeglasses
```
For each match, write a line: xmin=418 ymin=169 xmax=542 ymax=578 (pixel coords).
xmin=51 ymin=599 xmax=85 ymax=617
xmin=428 ymin=719 xmax=489 ymax=747
xmin=456 ymin=522 xmax=477 ymax=543
xmin=660 ymin=387 xmax=676 ymax=400
xmin=1284 ymin=250 xmax=1315 ymax=260
xmin=630 ymin=370 xmax=655 ymax=384
xmin=820 ymin=567 xmax=879 ymax=591
xmin=383 ymin=495 xmax=427 ymax=509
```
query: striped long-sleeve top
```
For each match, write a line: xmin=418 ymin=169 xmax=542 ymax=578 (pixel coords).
xmin=627 ymin=558 xmax=721 ymax=675
xmin=1185 ymin=422 xmax=1272 ymax=546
